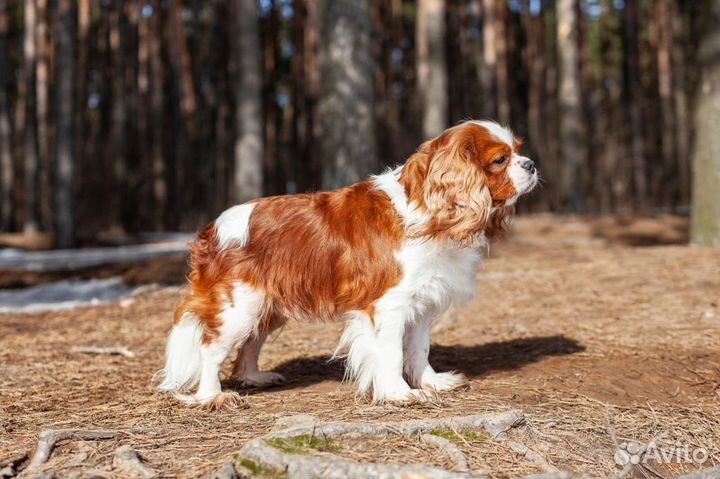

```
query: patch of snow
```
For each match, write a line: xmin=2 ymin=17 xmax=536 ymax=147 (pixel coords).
xmin=0 ymin=277 xmax=135 ymax=314
xmin=0 ymin=239 xmax=191 ymax=272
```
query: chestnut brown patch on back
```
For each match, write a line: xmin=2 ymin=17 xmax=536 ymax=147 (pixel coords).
xmin=175 ymin=182 xmax=405 ymax=343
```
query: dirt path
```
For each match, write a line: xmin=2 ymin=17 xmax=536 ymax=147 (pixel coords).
xmin=1 ymin=216 xmax=718 ymax=478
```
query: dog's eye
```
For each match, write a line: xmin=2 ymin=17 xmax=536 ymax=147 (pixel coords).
xmin=493 ymin=156 xmax=507 ymax=165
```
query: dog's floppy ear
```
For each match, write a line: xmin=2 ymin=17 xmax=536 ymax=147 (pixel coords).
xmin=485 ymin=204 xmax=515 ymax=240
xmin=421 ymin=127 xmax=492 ymax=244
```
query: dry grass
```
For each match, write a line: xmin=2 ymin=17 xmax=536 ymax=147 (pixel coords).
xmin=1 ymin=214 xmax=719 ymax=478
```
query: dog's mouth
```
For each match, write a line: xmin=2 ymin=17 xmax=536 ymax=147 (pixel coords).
xmin=520 ymin=171 xmax=539 ymax=195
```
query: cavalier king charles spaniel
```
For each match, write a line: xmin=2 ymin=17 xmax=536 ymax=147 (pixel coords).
xmin=157 ymin=120 xmax=538 ymax=409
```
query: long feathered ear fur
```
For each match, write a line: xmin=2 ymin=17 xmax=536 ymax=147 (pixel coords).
xmin=485 ymin=205 xmax=515 ymax=240
xmin=401 ymin=128 xmax=494 ymax=245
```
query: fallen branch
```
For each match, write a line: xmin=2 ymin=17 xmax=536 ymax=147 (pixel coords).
xmin=27 ymin=429 xmax=118 ymax=468
xmin=113 ymin=445 xmax=155 ymax=478
xmin=421 ymin=433 xmax=469 ymax=472
xmin=71 ymin=346 xmax=135 ymax=358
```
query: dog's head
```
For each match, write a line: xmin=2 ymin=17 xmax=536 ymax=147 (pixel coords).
xmin=400 ymin=120 xmax=538 ymax=244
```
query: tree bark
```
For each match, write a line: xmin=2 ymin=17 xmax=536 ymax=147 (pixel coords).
xmin=0 ymin=0 xmax=13 ymax=230
xmin=54 ymin=0 xmax=76 ymax=248
xmin=556 ymin=0 xmax=585 ymax=212
xmin=231 ymin=0 xmax=264 ymax=203
xmin=690 ymin=0 xmax=720 ymax=246
xmin=417 ymin=0 xmax=447 ymax=139
xmin=318 ymin=0 xmax=376 ymax=189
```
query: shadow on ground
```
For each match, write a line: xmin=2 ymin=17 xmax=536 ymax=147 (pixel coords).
xmin=224 ymin=334 xmax=585 ymax=394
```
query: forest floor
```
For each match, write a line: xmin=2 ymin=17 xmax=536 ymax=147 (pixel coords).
xmin=1 ymin=214 xmax=719 ymax=478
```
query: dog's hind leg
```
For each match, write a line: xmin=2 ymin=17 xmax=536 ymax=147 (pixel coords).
xmin=230 ymin=319 xmax=286 ymax=387
xmin=175 ymin=283 xmax=265 ymax=409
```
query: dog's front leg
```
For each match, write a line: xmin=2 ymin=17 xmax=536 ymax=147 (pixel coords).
xmin=403 ymin=313 xmax=467 ymax=393
xmin=371 ymin=313 xmax=429 ymax=402
xmin=339 ymin=310 xmax=429 ymax=403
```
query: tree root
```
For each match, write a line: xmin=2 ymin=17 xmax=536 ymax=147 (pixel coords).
xmin=233 ymin=410 xmax=555 ymax=479
xmin=113 ymin=445 xmax=155 ymax=478
xmin=25 ymin=429 xmax=118 ymax=469
xmin=421 ymin=433 xmax=470 ymax=472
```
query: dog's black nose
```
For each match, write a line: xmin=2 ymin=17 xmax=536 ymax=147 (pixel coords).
xmin=521 ymin=159 xmax=536 ymax=173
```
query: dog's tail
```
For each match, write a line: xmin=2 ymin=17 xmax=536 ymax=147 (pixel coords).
xmin=156 ymin=224 xmax=220 ymax=393
xmin=156 ymin=312 xmax=204 ymax=393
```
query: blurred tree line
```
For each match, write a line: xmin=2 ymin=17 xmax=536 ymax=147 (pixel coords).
xmin=0 ymin=0 xmax=718 ymax=247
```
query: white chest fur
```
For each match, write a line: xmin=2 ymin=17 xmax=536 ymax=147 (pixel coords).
xmin=371 ymin=167 xmax=485 ymax=322
xmin=374 ymin=238 xmax=483 ymax=323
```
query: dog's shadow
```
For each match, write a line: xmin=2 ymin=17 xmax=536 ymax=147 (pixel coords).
xmin=224 ymin=335 xmax=585 ymax=395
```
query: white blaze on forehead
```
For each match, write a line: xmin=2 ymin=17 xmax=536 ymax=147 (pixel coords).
xmin=215 ymin=202 xmax=256 ymax=249
xmin=470 ymin=120 xmax=514 ymax=150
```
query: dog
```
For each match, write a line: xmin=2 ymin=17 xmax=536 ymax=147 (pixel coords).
xmin=157 ymin=120 xmax=538 ymax=408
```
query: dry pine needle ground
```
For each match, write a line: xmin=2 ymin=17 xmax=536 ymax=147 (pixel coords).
xmin=1 ymin=215 xmax=719 ymax=478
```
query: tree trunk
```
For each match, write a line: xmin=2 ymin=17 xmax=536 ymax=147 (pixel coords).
xmin=261 ymin=1 xmax=283 ymax=196
xmin=623 ymin=0 xmax=647 ymax=209
xmin=655 ymin=0 xmax=677 ymax=207
xmin=165 ymin=0 xmax=196 ymax=222
xmin=671 ymin=0 xmax=690 ymax=206
xmin=318 ymin=0 xmax=376 ymax=188
xmin=556 ymin=0 xmax=584 ymax=212
xmin=478 ymin=0 xmax=496 ymax=119
xmin=494 ymin=0 xmax=510 ymax=125
xmin=0 ymin=0 xmax=13 ymax=230
xmin=54 ymin=0 xmax=76 ymax=248
xmin=291 ymin=0 xmax=320 ymax=193
xmin=109 ymin=0 xmax=127 ymax=228
xmin=690 ymin=0 xmax=720 ymax=246
xmin=149 ymin=0 xmax=165 ymax=229
xmin=21 ymin=0 xmax=40 ymax=233
xmin=36 ymin=0 xmax=50 ymax=228
xmin=231 ymin=0 xmax=263 ymax=203
xmin=417 ymin=0 xmax=447 ymax=139
xmin=166 ymin=1 xmax=196 ymax=122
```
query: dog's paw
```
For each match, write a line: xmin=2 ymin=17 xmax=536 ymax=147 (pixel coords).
xmin=378 ymin=386 xmax=434 ymax=404
xmin=421 ymin=371 xmax=467 ymax=392
xmin=235 ymin=371 xmax=286 ymax=388
xmin=174 ymin=391 xmax=244 ymax=410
